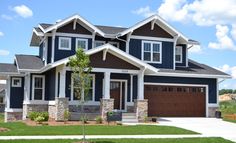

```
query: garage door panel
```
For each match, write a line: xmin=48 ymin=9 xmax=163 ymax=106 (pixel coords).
xmin=144 ymin=85 xmax=206 ymax=117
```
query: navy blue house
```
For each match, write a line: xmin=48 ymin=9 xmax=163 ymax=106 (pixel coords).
xmin=0 ymin=14 xmax=230 ymax=122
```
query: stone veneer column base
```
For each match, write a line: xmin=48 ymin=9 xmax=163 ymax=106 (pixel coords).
xmin=100 ymin=98 xmax=114 ymax=120
xmin=134 ymin=99 xmax=148 ymax=121
xmin=5 ymin=111 xmax=23 ymax=122
xmin=55 ymin=97 xmax=69 ymax=121
xmin=208 ymin=106 xmax=218 ymax=117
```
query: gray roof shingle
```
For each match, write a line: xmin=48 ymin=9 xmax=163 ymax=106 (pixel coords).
xmin=95 ymin=25 xmax=127 ymax=35
xmin=0 ymin=63 xmax=17 ymax=73
xmin=15 ymin=55 xmax=44 ymax=70
xmin=159 ymin=59 xmax=229 ymax=76
xmin=39 ymin=23 xmax=52 ymax=29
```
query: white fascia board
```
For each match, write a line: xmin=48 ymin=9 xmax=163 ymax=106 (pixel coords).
xmin=44 ymin=14 xmax=105 ymax=36
xmin=33 ymin=28 xmax=44 ymax=37
xmin=147 ymin=72 xmax=231 ymax=79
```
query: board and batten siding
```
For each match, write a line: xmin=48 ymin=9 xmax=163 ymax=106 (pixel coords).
xmin=10 ymin=77 xmax=24 ymax=108
xmin=129 ymin=39 xmax=174 ymax=69
xmin=144 ymin=76 xmax=217 ymax=104
xmin=54 ymin=36 xmax=92 ymax=62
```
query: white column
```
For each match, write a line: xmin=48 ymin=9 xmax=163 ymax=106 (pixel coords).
xmin=130 ymin=74 xmax=133 ymax=102
xmin=104 ymin=72 xmax=111 ymax=99
xmin=51 ymin=29 xmax=56 ymax=63
xmin=137 ymin=70 xmax=144 ymax=100
xmin=6 ymin=76 xmax=10 ymax=110
xmin=59 ymin=66 xmax=66 ymax=98
xmin=24 ymin=73 xmax=30 ymax=102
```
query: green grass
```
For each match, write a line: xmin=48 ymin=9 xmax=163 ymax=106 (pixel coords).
xmin=0 ymin=122 xmax=197 ymax=136
xmin=0 ymin=113 xmax=4 ymax=123
xmin=0 ymin=138 xmax=233 ymax=143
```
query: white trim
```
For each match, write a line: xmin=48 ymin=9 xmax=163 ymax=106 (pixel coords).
xmin=76 ymin=38 xmax=88 ymax=50
xmin=11 ymin=77 xmax=22 ymax=87
xmin=144 ymin=82 xmax=209 ymax=117
xmin=130 ymin=75 xmax=133 ymax=103
xmin=130 ymin=35 xmax=174 ymax=42
xmin=32 ymin=75 xmax=45 ymax=101
xmin=6 ymin=77 xmax=10 ymax=109
xmin=55 ymin=32 xmax=93 ymax=39
xmin=94 ymin=40 xmax=106 ymax=48
xmin=92 ymin=68 xmax=140 ymax=74
xmin=216 ymin=78 xmax=219 ymax=106
xmin=70 ymin=74 xmax=96 ymax=102
xmin=126 ymin=32 xmax=132 ymax=53
xmin=108 ymin=41 xmax=120 ymax=48
xmin=141 ymin=40 xmax=162 ymax=64
xmin=23 ymin=100 xmax=55 ymax=105
xmin=51 ymin=30 xmax=56 ymax=63
xmin=58 ymin=37 xmax=72 ymax=50
xmin=5 ymin=108 xmax=22 ymax=112
xmin=104 ymin=72 xmax=111 ymax=99
xmin=175 ymin=46 xmax=183 ymax=63
xmin=110 ymin=79 xmax=128 ymax=112
xmin=69 ymin=101 xmax=100 ymax=106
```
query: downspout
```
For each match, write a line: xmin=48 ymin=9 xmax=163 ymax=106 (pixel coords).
xmin=173 ymin=35 xmax=180 ymax=70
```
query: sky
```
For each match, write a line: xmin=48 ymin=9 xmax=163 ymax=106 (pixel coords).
xmin=0 ymin=0 xmax=236 ymax=89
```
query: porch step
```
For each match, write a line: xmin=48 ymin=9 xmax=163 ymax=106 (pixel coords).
xmin=122 ymin=113 xmax=138 ymax=123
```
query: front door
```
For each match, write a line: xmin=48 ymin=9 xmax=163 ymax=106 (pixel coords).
xmin=110 ymin=81 xmax=126 ymax=111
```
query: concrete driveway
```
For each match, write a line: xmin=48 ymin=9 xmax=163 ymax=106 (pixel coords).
xmin=158 ymin=118 xmax=236 ymax=142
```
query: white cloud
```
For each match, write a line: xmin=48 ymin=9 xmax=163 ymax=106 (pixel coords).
xmin=217 ymin=64 xmax=236 ymax=79
xmin=1 ymin=14 xmax=13 ymax=20
xmin=208 ymin=24 xmax=236 ymax=50
xmin=0 ymin=32 xmax=4 ymax=37
xmin=12 ymin=5 xmax=33 ymax=18
xmin=132 ymin=6 xmax=155 ymax=17
xmin=0 ymin=49 xmax=10 ymax=56
xmin=188 ymin=45 xmax=202 ymax=53
xmin=231 ymin=24 xmax=236 ymax=40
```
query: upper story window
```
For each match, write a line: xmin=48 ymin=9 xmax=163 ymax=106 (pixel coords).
xmin=175 ymin=46 xmax=182 ymax=63
xmin=71 ymin=75 xmax=95 ymax=101
xmin=32 ymin=75 xmax=45 ymax=100
xmin=142 ymin=41 xmax=162 ymax=63
xmin=12 ymin=78 xmax=22 ymax=87
xmin=76 ymin=38 xmax=88 ymax=50
xmin=108 ymin=41 xmax=119 ymax=48
xmin=59 ymin=37 xmax=71 ymax=50
xmin=94 ymin=41 xmax=105 ymax=48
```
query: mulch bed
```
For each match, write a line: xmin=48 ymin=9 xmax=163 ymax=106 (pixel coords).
xmin=23 ymin=119 xmax=119 ymax=126
xmin=224 ymin=114 xmax=236 ymax=120
xmin=0 ymin=127 xmax=9 ymax=132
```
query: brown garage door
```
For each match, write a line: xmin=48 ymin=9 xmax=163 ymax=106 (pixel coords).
xmin=144 ymin=85 xmax=206 ymax=117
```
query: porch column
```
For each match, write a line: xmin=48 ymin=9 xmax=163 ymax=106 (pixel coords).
xmin=104 ymin=71 xmax=111 ymax=99
xmin=23 ymin=73 xmax=30 ymax=120
xmin=137 ymin=69 xmax=144 ymax=100
xmin=59 ymin=65 xmax=66 ymax=98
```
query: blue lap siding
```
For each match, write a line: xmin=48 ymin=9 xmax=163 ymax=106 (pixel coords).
xmin=144 ymin=76 xmax=217 ymax=103
xmin=10 ymin=77 xmax=24 ymax=108
xmin=129 ymin=39 xmax=174 ymax=69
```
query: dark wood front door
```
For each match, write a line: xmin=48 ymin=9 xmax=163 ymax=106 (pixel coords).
xmin=110 ymin=81 xmax=126 ymax=110
xmin=144 ymin=85 xmax=206 ymax=117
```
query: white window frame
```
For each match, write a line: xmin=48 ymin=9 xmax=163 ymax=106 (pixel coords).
xmin=108 ymin=41 xmax=120 ymax=48
xmin=32 ymin=75 xmax=45 ymax=101
xmin=58 ymin=37 xmax=71 ymax=50
xmin=12 ymin=78 xmax=22 ymax=87
xmin=76 ymin=38 xmax=88 ymax=50
xmin=94 ymin=40 xmax=106 ymax=48
xmin=142 ymin=40 xmax=162 ymax=63
xmin=71 ymin=74 xmax=95 ymax=102
xmin=175 ymin=46 xmax=183 ymax=63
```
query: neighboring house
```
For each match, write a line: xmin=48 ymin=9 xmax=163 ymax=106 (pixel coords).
xmin=0 ymin=14 xmax=230 ymax=122
xmin=0 ymin=84 xmax=6 ymax=112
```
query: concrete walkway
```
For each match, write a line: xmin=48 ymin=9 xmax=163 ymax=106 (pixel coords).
xmin=158 ymin=118 xmax=236 ymax=142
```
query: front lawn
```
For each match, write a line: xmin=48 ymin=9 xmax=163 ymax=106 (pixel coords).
xmin=0 ymin=113 xmax=4 ymax=123
xmin=0 ymin=122 xmax=197 ymax=135
xmin=0 ymin=138 xmax=233 ymax=143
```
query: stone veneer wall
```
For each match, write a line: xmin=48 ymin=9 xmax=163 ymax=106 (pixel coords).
xmin=127 ymin=105 xmax=134 ymax=113
xmin=134 ymin=99 xmax=148 ymax=121
xmin=5 ymin=112 xmax=22 ymax=122
xmin=22 ymin=104 xmax=48 ymax=120
xmin=208 ymin=106 xmax=218 ymax=117
xmin=55 ymin=97 xmax=69 ymax=121
xmin=100 ymin=98 xmax=114 ymax=120
xmin=48 ymin=105 xmax=56 ymax=119
xmin=69 ymin=105 xmax=100 ymax=120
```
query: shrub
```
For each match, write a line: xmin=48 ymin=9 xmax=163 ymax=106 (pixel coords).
xmin=95 ymin=116 xmax=103 ymax=124
xmin=28 ymin=112 xmax=39 ymax=121
xmin=40 ymin=112 xmax=49 ymax=121
xmin=35 ymin=116 xmax=45 ymax=124
xmin=144 ymin=116 xmax=148 ymax=123
xmin=64 ymin=110 xmax=71 ymax=122
xmin=80 ymin=115 xmax=88 ymax=124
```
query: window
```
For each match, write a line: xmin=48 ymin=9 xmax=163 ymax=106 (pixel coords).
xmin=32 ymin=75 xmax=45 ymax=100
xmin=175 ymin=46 xmax=182 ymax=63
xmin=0 ymin=97 xmax=3 ymax=104
xmin=76 ymin=38 xmax=88 ymax=50
xmin=12 ymin=78 xmax=21 ymax=87
xmin=59 ymin=37 xmax=71 ymax=50
xmin=71 ymin=75 xmax=95 ymax=101
xmin=142 ymin=41 xmax=162 ymax=63
xmin=108 ymin=42 xmax=119 ymax=48
xmin=94 ymin=41 xmax=105 ymax=48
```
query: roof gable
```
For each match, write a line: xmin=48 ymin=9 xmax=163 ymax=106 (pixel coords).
xmin=57 ymin=21 xmax=92 ymax=35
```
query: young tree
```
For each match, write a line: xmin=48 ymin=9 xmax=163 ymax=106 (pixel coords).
xmin=68 ymin=48 xmax=92 ymax=143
